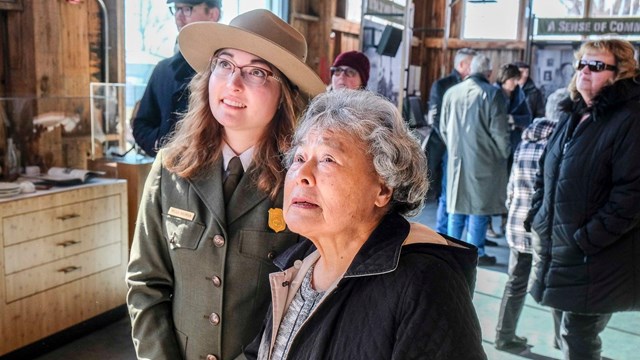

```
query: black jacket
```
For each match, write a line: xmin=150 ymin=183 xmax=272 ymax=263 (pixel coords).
xmin=428 ymin=69 xmax=463 ymax=130
xmin=244 ymin=213 xmax=487 ymax=360
xmin=425 ymin=70 xmax=463 ymax=199
xmin=521 ymin=78 xmax=546 ymax=119
xmin=528 ymin=74 xmax=640 ymax=314
xmin=132 ymin=51 xmax=195 ymax=156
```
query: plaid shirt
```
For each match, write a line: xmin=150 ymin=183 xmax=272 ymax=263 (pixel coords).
xmin=505 ymin=118 xmax=557 ymax=252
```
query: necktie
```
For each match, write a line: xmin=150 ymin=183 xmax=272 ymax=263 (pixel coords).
xmin=223 ymin=156 xmax=244 ymax=204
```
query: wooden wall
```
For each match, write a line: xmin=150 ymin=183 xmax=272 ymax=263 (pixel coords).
xmin=289 ymin=0 xmax=529 ymax=107
xmin=414 ymin=0 xmax=528 ymax=106
xmin=290 ymin=0 xmax=360 ymax=85
xmin=0 ymin=0 xmax=124 ymax=169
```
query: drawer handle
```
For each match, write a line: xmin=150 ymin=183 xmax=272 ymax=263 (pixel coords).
xmin=58 ymin=266 xmax=82 ymax=274
xmin=57 ymin=240 xmax=81 ymax=247
xmin=57 ymin=213 xmax=81 ymax=221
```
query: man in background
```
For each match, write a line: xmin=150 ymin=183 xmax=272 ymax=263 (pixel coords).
xmin=440 ymin=53 xmax=511 ymax=266
xmin=426 ymin=48 xmax=476 ymax=235
xmin=514 ymin=61 xmax=545 ymax=119
xmin=133 ymin=0 xmax=221 ymax=156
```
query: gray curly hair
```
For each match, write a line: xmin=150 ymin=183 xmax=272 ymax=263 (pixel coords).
xmin=284 ymin=90 xmax=428 ymax=217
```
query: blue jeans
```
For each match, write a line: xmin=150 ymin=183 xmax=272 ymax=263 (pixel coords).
xmin=435 ymin=152 xmax=448 ymax=234
xmin=448 ymin=214 xmax=490 ymax=255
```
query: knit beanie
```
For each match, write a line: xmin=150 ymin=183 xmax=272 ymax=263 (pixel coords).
xmin=332 ymin=51 xmax=370 ymax=85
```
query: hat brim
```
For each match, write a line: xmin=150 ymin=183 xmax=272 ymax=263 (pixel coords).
xmin=179 ymin=22 xmax=326 ymax=97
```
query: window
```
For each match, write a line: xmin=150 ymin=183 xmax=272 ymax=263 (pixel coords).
xmin=533 ymin=0 xmax=584 ymax=17
xmin=590 ymin=0 xmax=640 ymax=16
xmin=462 ymin=0 xmax=521 ymax=40
xmin=346 ymin=0 xmax=362 ymax=22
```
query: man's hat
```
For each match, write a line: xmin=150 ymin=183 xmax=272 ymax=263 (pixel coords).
xmin=178 ymin=9 xmax=325 ymax=97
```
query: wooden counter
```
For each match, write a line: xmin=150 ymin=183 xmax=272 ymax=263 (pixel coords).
xmin=0 ymin=179 xmax=128 ymax=356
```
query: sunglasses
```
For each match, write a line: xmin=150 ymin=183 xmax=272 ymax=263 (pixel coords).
xmin=575 ymin=59 xmax=618 ymax=73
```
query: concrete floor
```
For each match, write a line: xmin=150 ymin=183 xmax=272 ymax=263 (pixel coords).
xmin=29 ymin=200 xmax=640 ymax=360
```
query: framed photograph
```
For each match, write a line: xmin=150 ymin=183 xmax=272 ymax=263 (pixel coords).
xmin=543 ymin=70 xmax=553 ymax=82
xmin=546 ymin=58 xmax=555 ymax=67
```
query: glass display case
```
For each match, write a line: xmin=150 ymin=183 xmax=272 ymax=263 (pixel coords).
xmin=0 ymin=88 xmax=128 ymax=175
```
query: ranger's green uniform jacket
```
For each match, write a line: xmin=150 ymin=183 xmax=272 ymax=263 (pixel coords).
xmin=127 ymin=151 xmax=299 ymax=360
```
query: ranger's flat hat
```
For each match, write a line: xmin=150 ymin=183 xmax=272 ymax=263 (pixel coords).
xmin=178 ymin=9 xmax=325 ymax=97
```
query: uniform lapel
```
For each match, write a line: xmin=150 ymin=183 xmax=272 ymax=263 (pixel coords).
xmin=190 ymin=157 xmax=227 ymax=226
xmin=226 ymin=167 xmax=268 ymax=224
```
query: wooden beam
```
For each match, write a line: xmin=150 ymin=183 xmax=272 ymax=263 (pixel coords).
xmin=423 ymin=37 xmax=526 ymax=50
xmin=331 ymin=17 xmax=359 ymax=35
xmin=292 ymin=12 xmax=319 ymax=22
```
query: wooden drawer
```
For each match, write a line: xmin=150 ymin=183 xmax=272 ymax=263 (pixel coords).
xmin=4 ymin=219 xmax=121 ymax=274
xmin=4 ymin=242 xmax=122 ymax=303
xmin=2 ymin=195 xmax=121 ymax=246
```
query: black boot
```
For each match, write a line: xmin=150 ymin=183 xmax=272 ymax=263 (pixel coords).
xmin=495 ymin=335 xmax=528 ymax=352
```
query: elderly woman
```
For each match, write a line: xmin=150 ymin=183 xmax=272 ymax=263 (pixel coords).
xmin=244 ymin=90 xmax=486 ymax=360
xmin=526 ymin=39 xmax=640 ymax=359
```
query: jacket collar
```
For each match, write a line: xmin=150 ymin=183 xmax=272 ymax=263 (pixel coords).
xmin=275 ymin=213 xmax=410 ymax=276
xmin=344 ymin=212 xmax=410 ymax=277
xmin=451 ymin=69 xmax=463 ymax=82
xmin=468 ymin=73 xmax=490 ymax=84
xmin=274 ymin=212 xmax=479 ymax=291
xmin=561 ymin=72 xmax=640 ymax=121
xmin=170 ymin=51 xmax=196 ymax=84
xmin=189 ymin=157 xmax=268 ymax=226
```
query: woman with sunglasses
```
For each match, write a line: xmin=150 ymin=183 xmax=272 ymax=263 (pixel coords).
xmin=126 ymin=10 xmax=325 ymax=360
xmin=525 ymin=39 xmax=640 ymax=359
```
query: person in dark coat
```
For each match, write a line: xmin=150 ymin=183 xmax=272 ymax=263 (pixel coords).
xmin=489 ymin=63 xmax=533 ymax=238
xmin=525 ymin=39 xmax=640 ymax=360
xmin=514 ymin=61 xmax=546 ymax=119
xmin=494 ymin=88 xmax=567 ymax=352
xmin=426 ymin=48 xmax=476 ymax=234
xmin=494 ymin=63 xmax=533 ymax=157
xmin=132 ymin=0 xmax=221 ymax=156
xmin=244 ymin=90 xmax=486 ymax=360
xmin=440 ymin=54 xmax=511 ymax=266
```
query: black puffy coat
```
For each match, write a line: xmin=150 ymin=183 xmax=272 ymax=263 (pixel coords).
xmin=528 ymin=74 xmax=640 ymax=314
xmin=244 ymin=213 xmax=487 ymax=360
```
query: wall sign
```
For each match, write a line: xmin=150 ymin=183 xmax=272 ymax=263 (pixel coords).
xmin=537 ymin=18 xmax=640 ymax=35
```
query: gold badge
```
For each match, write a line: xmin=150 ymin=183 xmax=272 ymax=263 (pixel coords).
xmin=268 ymin=208 xmax=286 ymax=233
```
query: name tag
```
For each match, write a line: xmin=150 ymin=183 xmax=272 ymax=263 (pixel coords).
xmin=168 ymin=207 xmax=195 ymax=221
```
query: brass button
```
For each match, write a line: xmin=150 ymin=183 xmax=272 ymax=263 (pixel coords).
xmin=208 ymin=312 xmax=220 ymax=326
xmin=211 ymin=276 xmax=222 ymax=287
xmin=267 ymin=250 xmax=277 ymax=260
xmin=206 ymin=355 xmax=218 ymax=360
xmin=212 ymin=235 xmax=225 ymax=247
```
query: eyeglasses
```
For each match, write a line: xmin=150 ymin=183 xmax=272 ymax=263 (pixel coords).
xmin=575 ymin=59 xmax=618 ymax=73
xmin=210 ymin=57 xmax=281 ymax=86
xmin=169 ymin=5 xmax=193 ymax=17
xmin=331 ymin=66 xmax=358 ymax=78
